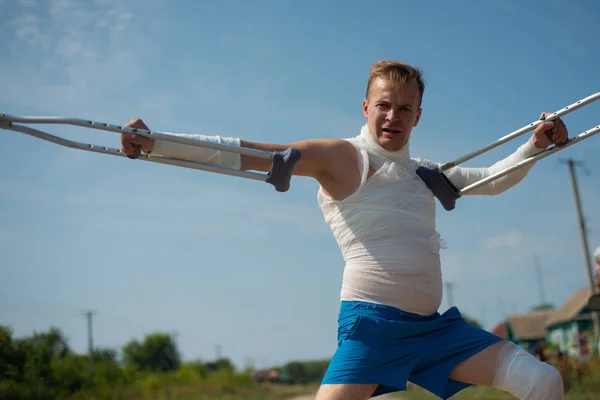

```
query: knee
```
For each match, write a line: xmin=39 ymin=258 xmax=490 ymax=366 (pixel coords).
xmin=512 ymin=361 xmax=563 ymax=399
xmin=493 ymin=342 xmax=564 ymax=399
xmin=539 ymin=363 xmax=563 ymax=397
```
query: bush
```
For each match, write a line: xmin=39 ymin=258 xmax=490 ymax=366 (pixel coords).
xmin=559 ymin=356 xmax=600 ymax=394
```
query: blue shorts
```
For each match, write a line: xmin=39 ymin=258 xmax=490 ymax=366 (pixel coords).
xmin=321 ymin=301 xmax=503 ymax=399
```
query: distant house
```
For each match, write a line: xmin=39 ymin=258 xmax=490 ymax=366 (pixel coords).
xmin=490 ymin=286 xmax=598 ymax=358
xmin=545 ymin=287 xmax=595 ymax=356
xmin=490 ymin=311 xmax=551 ymax=350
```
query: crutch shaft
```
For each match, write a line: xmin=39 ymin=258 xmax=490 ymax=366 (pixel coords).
xmin=439 ymin=91 xmax=600 ymax=172
xmin=416 ymin=91 xmax=600 ymax=211
xmin=1 ymin=114 xmax=273 ymax=160
xmin=459 ymin=124 xmax=600 ymax=195
xmin=1 ymin=113 xmax=302 ymax=192
xmin=6 ymin=122 xmax=267 ymax=181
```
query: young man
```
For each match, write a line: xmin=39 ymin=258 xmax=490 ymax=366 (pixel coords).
xmin=121 ymin=60 xmax=568 ymax=399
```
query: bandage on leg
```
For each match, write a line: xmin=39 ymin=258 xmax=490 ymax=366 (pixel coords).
xmin=0 ymin=114 xmax=301 ymax=192
xmin=492 ymin=341 xmax=563 ymax=400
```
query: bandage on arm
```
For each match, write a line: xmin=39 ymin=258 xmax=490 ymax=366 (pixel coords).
xmin=444 ymin=138 xmax=545 ymax=196
xmin=149 ymin=133 xmax=242 ymax=169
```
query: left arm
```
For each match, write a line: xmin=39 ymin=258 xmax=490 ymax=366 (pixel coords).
xmin=444 ymin=137 xmax=543 ymax=195
xmin=444 ymin=112 xmax=568 ymax=196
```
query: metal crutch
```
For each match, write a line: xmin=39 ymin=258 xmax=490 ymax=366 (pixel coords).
xmin=0 ymin=114 xmax=302 ymax=192
xmin=416 ymin=92 xmax=600 ymax=211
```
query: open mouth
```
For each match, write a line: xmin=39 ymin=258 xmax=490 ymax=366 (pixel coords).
xmin=382 ymin=128 xmax=401 ymax=135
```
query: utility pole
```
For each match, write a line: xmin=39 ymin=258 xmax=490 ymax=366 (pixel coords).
xmin=172 ymin=331 xmax=180 ymax=362
xmin=561 ymin=158 xmax=600 ymax=339
xmin=82 ymin=310 xmax=96 ymax=379
xmin=534 ymin=255 xmax=547 ymax=305
xmin=172 ymin=331 xmax=179 ymax=349
xmin=445 ymin=281 xmax=455 ymax=308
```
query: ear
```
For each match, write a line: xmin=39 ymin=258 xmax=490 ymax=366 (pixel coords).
xmin=362 ymin=98 xmax=369 ymax=118
xmin=413 ymin=108 xmax=422 ymax=127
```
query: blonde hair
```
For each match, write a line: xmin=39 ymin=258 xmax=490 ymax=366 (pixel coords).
xmin=366 ymin=60 xmax=425 ymax=105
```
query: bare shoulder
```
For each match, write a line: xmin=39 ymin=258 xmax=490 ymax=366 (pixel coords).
xmin=316 ymin=139 xmax=362 ymax=201
xmin=241 ymin=137 xmax=360 ymax=199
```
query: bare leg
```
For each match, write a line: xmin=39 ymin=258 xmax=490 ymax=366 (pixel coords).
xmin=449 ymin=340 xmax=563 ymax=399
xmin=315 ymin=384 xmax=379 ymax=400
xmin=448 ymin=340 xmax=506 ymax=386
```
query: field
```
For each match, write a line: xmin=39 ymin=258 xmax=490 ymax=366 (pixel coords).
xmin=2 ymin=325 xmax=599 ymax=400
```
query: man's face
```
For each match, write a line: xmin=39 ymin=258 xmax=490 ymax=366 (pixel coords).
xmin=362 ymin=77 xmax=422 ymax=151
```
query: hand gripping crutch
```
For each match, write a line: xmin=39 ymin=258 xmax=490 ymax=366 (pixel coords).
xmin=0 ymin=114 xmax=302 ymax=192
xmin=416 ymin=92 xmax=600 ymax=211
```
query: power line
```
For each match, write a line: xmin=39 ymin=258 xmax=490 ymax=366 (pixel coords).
xmin=534 ymin=255 xmax=546 ymax=305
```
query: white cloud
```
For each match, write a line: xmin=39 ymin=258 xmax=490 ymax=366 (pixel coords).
xmin=481 ymin=229 xmax=525 ymax=249
xmin=0 ymin=0 xmax=162 ymax=116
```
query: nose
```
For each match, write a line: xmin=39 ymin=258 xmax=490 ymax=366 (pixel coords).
xmin=386 ymin=108 xmax=401 ymax=123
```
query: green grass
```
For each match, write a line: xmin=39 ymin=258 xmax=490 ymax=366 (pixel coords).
xmin=64 ymin=382 xmax=317 ymax=400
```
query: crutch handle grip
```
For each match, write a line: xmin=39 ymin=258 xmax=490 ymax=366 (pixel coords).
xmin=266 ymin=147 xmax=302 ymax=192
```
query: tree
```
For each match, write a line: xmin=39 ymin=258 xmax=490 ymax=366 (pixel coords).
xmin=0 ymin=326 xmax=88 ymax=398
xmin=123 ymin=332 xmax=180 ymax=372
xmin=205 ymin=358 xmax=234 ymax=373
xmin=15 ymin=327 xmax=72 ymax=385
xmin=0 ymin=325 xmax=19 ymax=381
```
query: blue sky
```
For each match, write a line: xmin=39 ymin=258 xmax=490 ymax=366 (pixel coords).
xmin=1 ymin=0 xmax=599 ymax=370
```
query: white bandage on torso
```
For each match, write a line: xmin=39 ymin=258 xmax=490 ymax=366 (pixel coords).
xmin=317 ymin=125 xmax=545 ymax=315
xmin=149 ymin=133 xmax=242 ymax=169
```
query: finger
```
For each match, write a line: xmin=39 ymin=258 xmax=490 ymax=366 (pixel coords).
xmin=122 ymin=132 xmax=150 ymax=148
xmin=538 ymin=119 xmax=554 ymax=142
xmin=122 ymin=140 xmax=135 ymax=155
xmin=554 ymin=119 xmax=568 ymax=143
xmin=125 ymin=118 xmax=149 ymax=131
xmin=551 ymin=119 xmax=569 ymax=145
xmin=127 ymin=133 xmax=150 ymax=146
xmin=556 ymin=118 xmax=566 ymax=130
xmin=121 ymin=133 xmax=144 ymax=153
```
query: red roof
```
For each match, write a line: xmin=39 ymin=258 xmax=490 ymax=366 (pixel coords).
xmin=490 ymin=321 xmax=508 ymax=339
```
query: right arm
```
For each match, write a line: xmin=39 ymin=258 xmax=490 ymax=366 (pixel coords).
xmin=241 ymin=138 xmax=362 ymax=199
xmin=120 ymin=118 xmax=360 ymax=199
